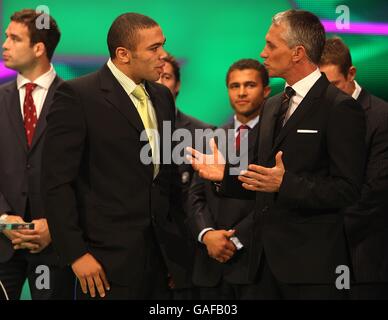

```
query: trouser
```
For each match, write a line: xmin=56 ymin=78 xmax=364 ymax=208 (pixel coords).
xmin=0 ymin=250 xmax=75 ymax=300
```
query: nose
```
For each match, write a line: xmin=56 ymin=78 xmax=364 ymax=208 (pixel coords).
xmin=260 ymin=47 xmax=267 ymax=59
xmin=238 ymin=86 xmax=247 ymax=97
xmin=2 ymin=38 xmax=9 ymax=50
xmin=159 ymin=46 xmax=167 ymax=60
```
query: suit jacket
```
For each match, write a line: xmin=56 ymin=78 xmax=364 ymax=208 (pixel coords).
xmin=175 ymin=109 xmax=214 ymax=211
xmin=220 ymin=74 xmax=366 ymax=284
xmin=0 ymin=76 xmax=63 ymax=264
xmin=167 ymin=109 xmax=214 ymax=288
xmin=344 ymin=89 xmax=388 ymax=283
xmin=41 ymin=65 xmax=189 ymax=288
xmin=187 ymin=122 xmax=259 ymax=286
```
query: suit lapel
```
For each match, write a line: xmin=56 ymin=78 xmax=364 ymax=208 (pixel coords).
xmin=270 ymin=75 xmax=329 ymax=159
xmin=99 ymin=65 xmax=144 ymax=133
xmin=30 ymin=76 xmax=62 ymax=151
xmin=258 ymin=96 xmax=281 ymax=164
xmin=3 ymin=82 xmax=28 ymax=152
xmin=357 ymin=89 xmax=371 ymax=112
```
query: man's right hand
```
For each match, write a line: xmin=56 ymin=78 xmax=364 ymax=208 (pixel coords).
xmin=186 ymin=138 xmax=226 ymax=182
xmin=71 ymin=253 xmax=110 ymax=298
xmin=202 ymin=229 xmax=237 ymax=263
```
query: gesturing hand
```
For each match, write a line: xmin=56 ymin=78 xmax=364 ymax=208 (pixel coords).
xmin=239 ymin=151 xmax=285 ymax=192
xmin=186 ymin=138 xmax=226 ymax=182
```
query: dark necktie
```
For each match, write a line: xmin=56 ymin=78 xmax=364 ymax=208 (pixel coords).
xmin=23 ymin=83 xmax=38 ymax=147
xmin=235 ymin=124 xmax=250 ymax=152
xmin=273 ymin=86 xmax=296 ymax=140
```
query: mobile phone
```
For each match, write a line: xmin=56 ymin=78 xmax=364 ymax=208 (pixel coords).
xmin=0 ymin=223 xmax=34 ymax=231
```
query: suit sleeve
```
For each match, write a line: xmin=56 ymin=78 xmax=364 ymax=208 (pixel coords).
xmin=41 ymin=82 xmax=88 ymax=266
xmin=345 ymin=105 xmax=388 ymax=239
xmin=186 ymin=172 xmax=217 ymax=240
xmin=0 ymin=192 xmax=12 ymax=213
xmin=278 ymin=98 xmax=366 ymax=209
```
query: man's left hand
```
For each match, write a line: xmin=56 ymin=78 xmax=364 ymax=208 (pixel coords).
xmin=238 ymin=151 xmax=285 ymax=192
xmin=12 ymin=218 xmax=52 ymax=253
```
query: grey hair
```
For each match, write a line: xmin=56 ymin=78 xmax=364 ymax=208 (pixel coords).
xmin=272 ymin=10 xmax=326 ymax=65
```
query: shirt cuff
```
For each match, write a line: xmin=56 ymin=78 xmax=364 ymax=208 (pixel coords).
xmin=198 ymin=227 xmax=214 ymax=243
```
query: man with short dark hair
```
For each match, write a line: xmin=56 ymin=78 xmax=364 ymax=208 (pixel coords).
xmin=0 ymin=9 xmax=74 ymax=300
xmin=42 ymin=12 xmax=183 ymax=300
xmin=188 ymin=10 xmax=366 ymax=299
xmin=319 ymin=37 xmax=388 ymax=299
xmin=187 ymin=59 xmax=270 ymax=299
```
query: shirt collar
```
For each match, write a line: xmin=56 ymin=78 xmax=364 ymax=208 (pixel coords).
xmin=107 ymin=59 xmax=149 ymax=98
xmin=233 ymin=113 xmax=260 ymax=131
xmin=352 ymin=80 xmax=362 ymax=100
xmin=17 ymin=64 xmax=56 ymax=90
xmin=286 ymin=68 xmax=322 ymax=99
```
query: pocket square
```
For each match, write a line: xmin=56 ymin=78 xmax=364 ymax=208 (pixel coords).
xmin=297 ymin=129 xmax=318 ymax=133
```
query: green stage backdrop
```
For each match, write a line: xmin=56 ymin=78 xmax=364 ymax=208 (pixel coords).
xmin=1 ymin=0 xmax=387 ymax=300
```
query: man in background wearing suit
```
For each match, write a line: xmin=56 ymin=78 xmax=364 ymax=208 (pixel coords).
xmin=319 ymin=37 xmax=388 ymax=299
xmin=188 ymin=10 xmax=366 ymax=299
xmin=187 ymin=59 xmax=270 ymax=299
xmin=42 ymin=13 xmax=184 ymax=300
xmin=157 ymin=53 xmax=213 ymax=299
xmin=0 ymin=9 xmax=74 ymax=300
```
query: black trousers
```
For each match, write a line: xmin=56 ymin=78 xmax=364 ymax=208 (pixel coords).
xmin=0 ymin=250 xmax=75 ymax=300
xmin=199 ymin=253 xmax=348 ymax=300
xmin=349 ymin=283 xmax=388 ymax=300
xmin=76 ymin=228 xmax=171 ymax=300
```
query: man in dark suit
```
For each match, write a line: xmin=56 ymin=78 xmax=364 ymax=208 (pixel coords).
xmin=319 ymin=37 xmax=388 ymax=299
xmin=42 ymin=13 xmax=184 ymax=300
xmin=188 ymin=10 xmax=366 ymax=299
xmin=157 ymin=53 xmax=214 ymax=298
xmin=0 ymin=9 xmax=74 ymax=300
xmin=187 ymin=59 xmax=270 ymax=299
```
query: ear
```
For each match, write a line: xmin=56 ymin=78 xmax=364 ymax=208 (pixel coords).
xmin=263 ymin=85 xmax=271 ymax=98
xmin=34 ymin=42 xmax=46 ymax=59
xmin=292 ymin=45 xmax=306 ymax=62
xmin=347 ymin=66 xmax=357 ymax=82
xmin=115 ymin=46 xmax=131 ymax=64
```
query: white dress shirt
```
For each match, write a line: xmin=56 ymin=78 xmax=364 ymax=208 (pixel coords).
xmin=352 ymin=80 xmax=362 ymax=100
xmin=284 ymin=68 xmax=322 ymax=122
xmin=107 ymin=59 xmax=160 ymax=177
xmin=17 ymin=65 xmax=56 ymax=120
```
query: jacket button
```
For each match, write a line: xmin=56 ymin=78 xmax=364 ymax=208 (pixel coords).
xmin=262 ymin=206 xmax=269 ymax=213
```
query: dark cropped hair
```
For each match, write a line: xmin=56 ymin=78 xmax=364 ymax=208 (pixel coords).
xmin=162 ymin=53 xmax=181 ymax=83
xmin=11 ymin=9 xmax=61 ymax=61
xmin=226 ymin=59 xmax=269 ymax=87
xmin=107 ymin=12 xmax=158 ymax=58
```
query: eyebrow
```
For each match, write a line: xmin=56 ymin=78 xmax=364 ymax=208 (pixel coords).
xmin=5 ymin=32 xmax=22 ymax=40
xmin=148 ymin=37 xmax=167 ymax=49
